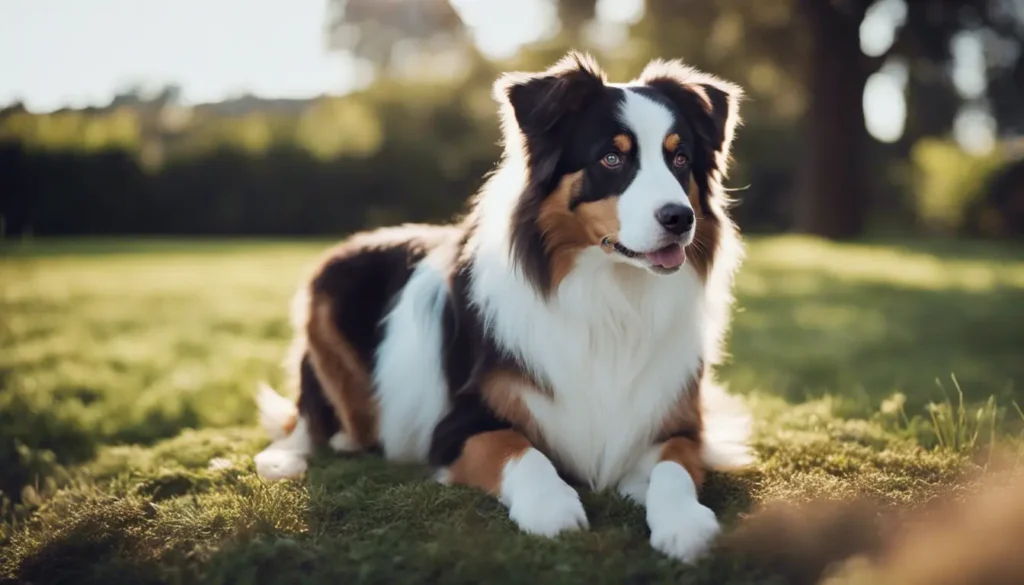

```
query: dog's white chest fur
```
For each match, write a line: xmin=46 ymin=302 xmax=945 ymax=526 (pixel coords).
xmin=472 ymin=246 xmax=706 ymax=490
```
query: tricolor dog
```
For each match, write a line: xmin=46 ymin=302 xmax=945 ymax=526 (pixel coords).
xmin=253 ymin=51 xmax=753 ymax=563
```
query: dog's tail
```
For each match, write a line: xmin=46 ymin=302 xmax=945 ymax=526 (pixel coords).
xmin=256 ymin=383 xmax=299 ymax=441
xmin=700 ymin=381 xmax=754 ymax=471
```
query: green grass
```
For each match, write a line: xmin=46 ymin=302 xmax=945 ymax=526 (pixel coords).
xmin=2 ymin=235 xmax=1023 ymax=584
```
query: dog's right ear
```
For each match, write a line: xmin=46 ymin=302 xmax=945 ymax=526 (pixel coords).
xmin=493 ymin=51 xmax=607 ymax=140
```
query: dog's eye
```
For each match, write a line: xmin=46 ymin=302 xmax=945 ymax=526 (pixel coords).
xmin=601 ymin=152 xmax=623 ymax=169
xmin=672 ymin=153 xmax=688 ymax=168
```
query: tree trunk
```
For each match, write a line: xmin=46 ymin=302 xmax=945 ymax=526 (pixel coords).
xmin=795 ymin=3 xmax=871 ymax=239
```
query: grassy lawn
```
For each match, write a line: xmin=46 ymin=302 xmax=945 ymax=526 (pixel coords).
xmin=2 ymin=235 xmax=1023 ymax=584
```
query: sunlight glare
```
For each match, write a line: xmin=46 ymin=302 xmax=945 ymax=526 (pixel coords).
xmin=448 ymin=0 xmax=558 ymax=61
xmin=863 ymin=61 xmax=907 ymax=143
xmin=0 ymin=0 xmax=361 ymax=112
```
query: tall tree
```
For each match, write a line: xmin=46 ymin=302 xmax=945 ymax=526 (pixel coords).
xmin=983 ymin=0 xmax=1024 ymax=136
xmin=793 ymin=0 xmax=873 ymax=238
xmin=795 ymin=0 xmax=1024 ymax=238
xmin=326 ymin=0 xmax=467 ymax=72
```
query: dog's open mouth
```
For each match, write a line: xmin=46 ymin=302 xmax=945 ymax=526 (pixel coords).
xmin=602 ymin=237 xmax=687 ymax=272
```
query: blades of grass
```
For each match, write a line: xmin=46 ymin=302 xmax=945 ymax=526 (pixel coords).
xmin=1012 ymin=401 xmax=1024 ymax=467
xmin=952 ymin=374 xmax=967 ymax=451
xmin=928 ymin=403 xmax=947 ymax=450
xmin=988 ymin=395 xmax=998 ymax=467
xmin=933 ymin=378 xmax=952 ymax=450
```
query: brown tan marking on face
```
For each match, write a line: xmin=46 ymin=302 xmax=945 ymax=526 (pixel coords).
xmin=664 ymin=133 xmax=681 ymax=153
xmin=537 ymin=171 xmax=621 ymax=290
xmin=576 ymin=197 xmax=621 ymax=245
xmin=686 ymin=175 xmax=719 ymax=281
xmin=446 ymin=429 xmax=532 ymax=495
xmin=306 ymin=294 xmax=378 ymax=447
xmin=686 ymin=175 xmax=701 ymax=213
xmin=613 ymin=133 xmax=633 ymax=154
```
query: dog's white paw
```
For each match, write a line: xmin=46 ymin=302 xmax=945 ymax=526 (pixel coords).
xmin=502 ymin=448 xmax=588 ymax=537
xmin=646 ymin=460 xmax=720 ymax=563
xmin=254 ymin=448 xmax=307 ymax=481
xmin=328 ymin=431 xmax=360 ymax=453
xmin=508 ymin=482 xmax=589 ymax=537
xmin=648 ymin=500 xmax=720 ymax=564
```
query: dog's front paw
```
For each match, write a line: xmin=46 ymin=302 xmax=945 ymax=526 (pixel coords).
xmin=648 ymin=501 xmax=720 ymax=564
xmin=500 ymin=448 xmax=589 ymax=537
xmin=508 ymin=482 xmax=589 ymax=537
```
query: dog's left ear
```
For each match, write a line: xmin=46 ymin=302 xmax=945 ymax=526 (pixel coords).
xmin=639 ymin=60 xmax=743 ymax=178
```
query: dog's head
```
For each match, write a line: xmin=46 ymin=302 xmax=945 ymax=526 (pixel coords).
xmin=494 ymin=51 xmax=742 ymax=295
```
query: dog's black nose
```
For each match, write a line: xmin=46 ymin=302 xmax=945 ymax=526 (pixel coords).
xmin=655 ymin=204 xmax=695 ymax=235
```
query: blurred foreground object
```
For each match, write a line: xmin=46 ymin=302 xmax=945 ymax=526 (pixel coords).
xmin=724 ymin=467 xmax=1024 ymax=585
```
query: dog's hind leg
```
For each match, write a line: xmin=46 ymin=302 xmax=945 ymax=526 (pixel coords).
xmin=305 ymin=293 xmax=379 ymax=452
xmin=253 ymin=345 xmax=357 ymax=481
xmin=253 ymin=342 xmax=365 ymax=481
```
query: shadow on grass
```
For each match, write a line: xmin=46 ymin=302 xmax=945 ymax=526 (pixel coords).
xmin=4 ymin=499 xmax=172 ymax=585
xmin=0 ymin=370 xmax=97 ymax=502
xmin=193 ymin=452 xmax=761 ymax=585
xmin=725 ymin=266 xmax=1024 ymax=414
xmin=878 ymin=236 xmax=1024 ymax=264
xmin=5 ymin=417 xmax=976 ymax=584
xmin=0 ymin=370 xmax=205 ymax=505
xmin=4 ymin=236 xmax=1020 ymax=583
xmin=2 ymin=443 xmax=758 ymax=585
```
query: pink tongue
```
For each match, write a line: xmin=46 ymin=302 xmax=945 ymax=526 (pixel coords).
xmin=645 ymin=244 xmax=686 ymax=269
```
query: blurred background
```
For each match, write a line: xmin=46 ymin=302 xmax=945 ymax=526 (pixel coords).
xmin=2 ymin=5 xmax=1024 ymax=580
xmin=2 ymin=0 xmax=1023 ymax=240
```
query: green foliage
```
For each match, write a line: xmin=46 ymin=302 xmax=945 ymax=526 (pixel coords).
xmin=0 ymin=77 xmax=504 ymax=237
xmin=4 ymin=0 xmax=1024 ymax=241
xmin=296 ymin=98 xmax=384 ymax=160
xmin=1 ymin=237 xmax=1022 ymax=582
xmin=0 ymin=109 xmax=142 ymax=152
xmin=721 ymin=235 xmax=1024 ymax=411
xmin=911 ymin=138 xmax=1008 ymax=235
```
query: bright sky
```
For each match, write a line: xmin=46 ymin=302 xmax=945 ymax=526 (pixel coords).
xmin=0 ymin=0 xmax=363 ymax=110
xmin=0 ymin=0 xmax=994 ymax=150
xmin=0 ymin=0 xmax=562 ymax=112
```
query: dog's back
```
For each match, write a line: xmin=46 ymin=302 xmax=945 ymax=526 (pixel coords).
xmin=254 ymin=223 xmax=459 ymax=479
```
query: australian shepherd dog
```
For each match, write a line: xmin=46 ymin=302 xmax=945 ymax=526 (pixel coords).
xmin=253 ymin=51 xmax=753 ymax=563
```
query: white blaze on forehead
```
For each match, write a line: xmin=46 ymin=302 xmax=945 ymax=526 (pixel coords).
xmin=617 ymin=89 xmax=676 ymax=162
xmin=614 ymin=88 xmax=692 ymax=253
